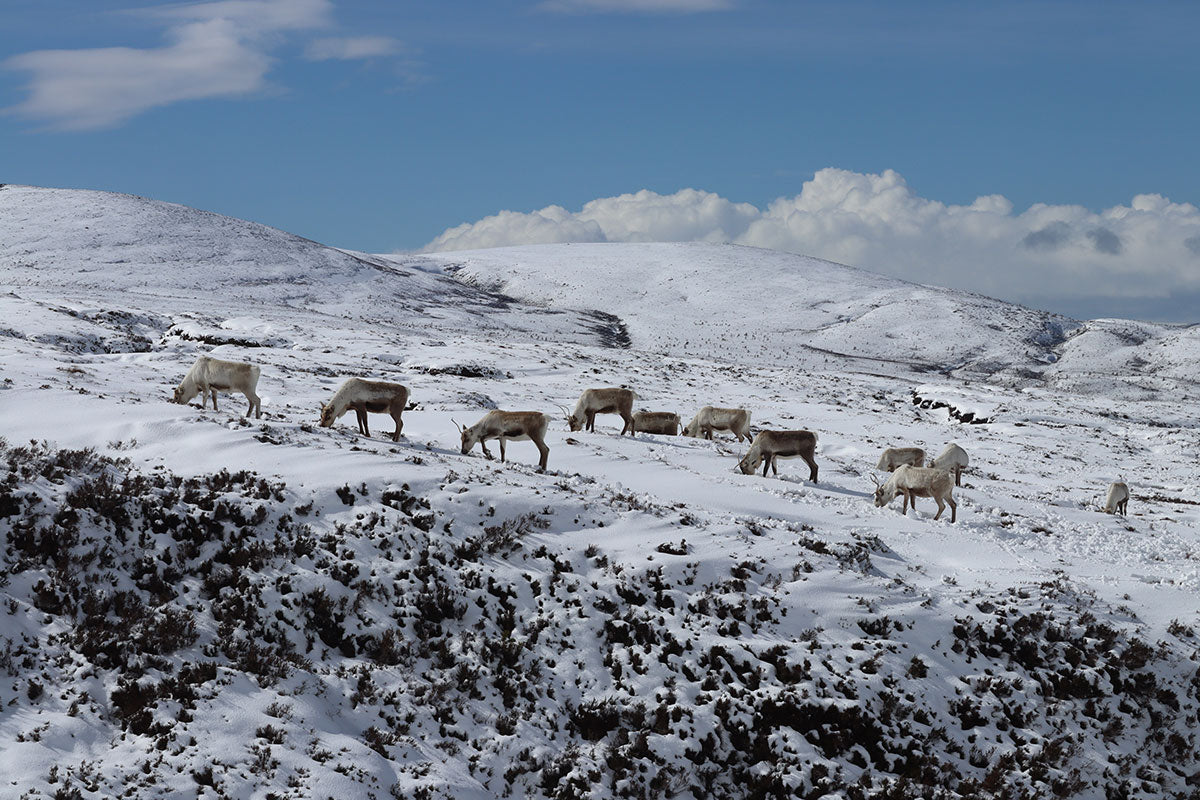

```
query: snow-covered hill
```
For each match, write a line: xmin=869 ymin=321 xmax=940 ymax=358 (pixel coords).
xmin=427 ymin=242 xmax=1200 ymax=397
xmin=2 ymin=186 xmax=1199 ymax=799
xmin=0 ymin=185 xmax=620 ymax=353
xmin=426 ymin=242 xmax=1078 ymax=379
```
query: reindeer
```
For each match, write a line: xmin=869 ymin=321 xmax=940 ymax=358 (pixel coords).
xmin=456 ymin=411 xmax=551 ymax=471
xmin=683 ymin=407 xmax=752 ymax=442
xmin=319 ymin=378 xmax=409 ymax=441
xmin=1104 ymin=481 xmax=1130 ymax=515
xmin=564 ymin=388 xmax=636 ymax=435
xmin=928 ymin=443 xmax=969 ymax=486
xmin=876 ymin=447 xmax=926 ymax=472
xmin=737 ymin=430 xmax=818 ymax=481
xmin=172 ymin=355 xmax=261 ymax=418
xmin=873 ymin=465 xmax=957 ymax=522
xmin=632 ymin=411 xmax=681 ymax=435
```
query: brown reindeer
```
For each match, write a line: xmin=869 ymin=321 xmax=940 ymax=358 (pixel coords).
xmin=565 ymin=388 xmax=636 ymax=435
xmin=737 ymin=430 xmax=818 ymax=481
xmin=319 ymin=378 xmax=410 ymax=441
xmin=457 ymin=411 xmax=551 ymax=471
xmin=684 ymin=406 xmax=752 ymax=442
xmin=876 ymin=447 xmax=925 ymax=472
xmin=632 ymin=411 xmax=681 ymax=435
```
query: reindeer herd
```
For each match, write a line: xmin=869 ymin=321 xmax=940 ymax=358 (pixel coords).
xmin=171 ymin=355 xmax=1133 ymax=522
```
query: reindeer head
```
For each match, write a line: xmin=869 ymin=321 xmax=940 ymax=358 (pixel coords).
xmin=558 ymin=405 xmax=584 ymax=432
xmin=871 ymin=474 xmax=895 ymax=507
xmin=318 ymin=402 xmax=336 ymax=428
xmin=737 ymin=451 xmax=761 ymax=475
xmin=172 ymin=382 xmax=198 ymax=405
xmin=454 ymin=420 xmax=476 ymax=454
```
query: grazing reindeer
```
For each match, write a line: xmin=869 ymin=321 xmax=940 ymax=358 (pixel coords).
xmin=457 ymin=411 xmax=551 ymax=471
xmin=873 ymin=465 xmax=957 ymax=522
xmin=1104 ymin=481 xmax=1130 ymax=515
xmin=172 ymin=355 xmax=261 ymax=418
xmin=319 ymin=378 xmax=409 ymax=442
xmin=632 ymin=411 xmax=681 ymax=435
xmin=737 ymin=430 xmax=819 ymax=481
xmin=565 ymin=388 xmax=636 ymax=435
xmin=683 ymin=407 xmax=752 ymax=442
xmin=876 ymin=447 xmax=925 ymax=472
xmin=928 ymin=443 xmax=969 ymax=486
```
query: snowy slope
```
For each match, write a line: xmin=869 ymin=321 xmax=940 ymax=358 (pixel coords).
xmin=0 ymin=184 xmax=620 ymax=351
xmin=1 ymin=187 xmax=1199 ymax=799
xmin=426 ymin=242 xmax=1200 ymax=399
xmin=424 ymin=242 xmax=1079 ymax=379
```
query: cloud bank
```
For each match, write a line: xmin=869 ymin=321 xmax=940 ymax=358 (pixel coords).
xmin=3 ymin=0 xmax=401 ymax=130
xmin=421 ymin=169 xmax=1200 ymax=319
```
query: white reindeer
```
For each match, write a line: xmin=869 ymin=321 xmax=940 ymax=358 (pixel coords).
xmin=876 ymin=447 xmax=926 ymax=472
xmin=319 ymin=378 xmax=409 ymax=442
xmin=928 ymin=443 xmax=969 ymax=486
xmin=1104 ymin=481 xmax=1130 ymax=515
xmin=682 ymin=407 xmax=752 ymax=442
xmin=873 ymin=465 xmax=957 ymax=522
xmin=632 ymin=411 xmax=681 ymax=435
xmin=564 ymin=388 xmax=636 ymax=435
xmin=737 ymin=430 xmax=819 ymax=481
xmin=456 ymin=411 xmax=551 ymax=471
xmin=172 ymin=355 xmax=261 ymax=419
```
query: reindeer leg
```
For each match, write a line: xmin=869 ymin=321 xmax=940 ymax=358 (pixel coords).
xmin=622 ymin=413 xmax=634 ymax=436
xmin=209 ymin=388 xmax=218 ymax=412
xmin=804 ymin=453 xmax=819 ymax=483
xmin=947 ymin=495 xmax=957 ymax=523
xmin=357 ymin=408 xmax=369 ymax=437
xmin=391 ymin=410 xmax=403 ymax=442
xmin=933 ymin=496 xmax=945 ymax=520
xmin=534 ymin=437 xmax=549 ymax=472
xmin=480 ymin=440 xmax=494 ymax=460
xmin=246 ymin=391 xmax=259 ymax=419
xmin=901 ymin=490 xmax=911 ymax=515
xmin=498 ymin=437 xmax=507 ymax=463
xmin=955 ymin=466 xmax=962 ymax=487
xmin=771 ymin=455 xmax=779 ymax=477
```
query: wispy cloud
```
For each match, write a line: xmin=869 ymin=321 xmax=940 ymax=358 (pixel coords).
xmin=420 ymin=168 xmax=1200 ymax=314
xmin=2 ymin=0 xmax=402 ymax=130
xmin=539 ymin=0 xmax=734 ymax=13
xmin=145 ymin=0 xmax=334 ymax=31
xmin=304 ymin=36 xmax=400 ymax=61
xmin=3 ymin=18 xmax=274 ymax=131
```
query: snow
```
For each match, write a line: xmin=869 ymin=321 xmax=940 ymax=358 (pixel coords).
xmin=2 ymin=184 xmax=1199 ymax=798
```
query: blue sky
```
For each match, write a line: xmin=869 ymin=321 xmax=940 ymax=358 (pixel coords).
xmin=3 ymin=1 xmax=1200 ymax=319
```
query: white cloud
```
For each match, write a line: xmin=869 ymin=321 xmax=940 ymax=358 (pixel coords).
xmin=304 ymin=36 xmax=400 ymax=61
xmin=3 ymin=18 xmax=273 ymax=130
xmin=146 ymin=0 xmax=334 ymax=31
xmin=420 ymin=168 xmax=1200 ymax=313
xmin=539 ymin=0 xmax=733 ymax=13
xmin=2 ymin=0 xmax=403 ymax=130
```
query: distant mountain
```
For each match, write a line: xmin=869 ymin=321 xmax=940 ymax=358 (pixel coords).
xmin=423 ymin=242 xmax=1077 ymax=379
xmin=425 ymin=242 xmax=1200 ymax=397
